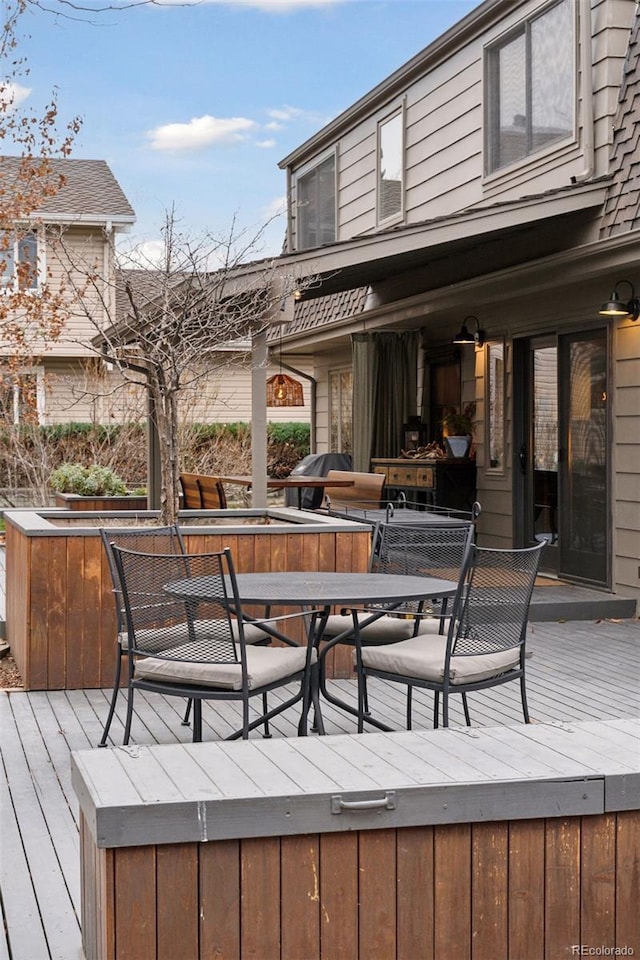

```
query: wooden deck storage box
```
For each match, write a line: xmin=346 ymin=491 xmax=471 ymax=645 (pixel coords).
xmin=72 ymin=718 xmax=640 ymax=960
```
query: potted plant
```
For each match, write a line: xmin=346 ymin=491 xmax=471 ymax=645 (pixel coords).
xmin=442 ymin=403 xmax=476 ymax=458
xmin=49 ymin=463 xmax=148 ymax=511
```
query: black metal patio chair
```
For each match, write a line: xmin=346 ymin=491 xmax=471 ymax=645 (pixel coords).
xmin=318 ymin=519 xmax=475 ymax=722
xmin=353 ymin=542 xmax=545 ymax=731
xmin=111 ymin=545 xmax=320 ymax=742
xmin=99 ymin=526 xmax=275 ymax=746
xmin=98 ymin=525 xmax=188 ymax=747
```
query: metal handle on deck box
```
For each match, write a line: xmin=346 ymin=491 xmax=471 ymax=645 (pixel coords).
xmin=330 ymin=791 xmax=396 ymax=814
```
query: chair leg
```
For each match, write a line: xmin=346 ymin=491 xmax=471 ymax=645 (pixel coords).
xmin=181 ymin=699 xmax=192 ymax=726
xmin=442 ymin=691 xmax=449 ymax=728
xmin=433 ymin=691 xmax=440 ymax=729
xmin=192 ymin=700 xmax=203 ymax=742
xmin=122 ymin=683 xmax=135 ymax=745
xmin=362 ymin=675 xmax=371 ymax=715
xmin=462 ymin=693 xmax=471 ymax=726
xmin=99 ymin=648 xmax=123 ymax=747
xmin=406 ymin=686 xmax=413 ymax=730
xmin=520 ymin=676 xmax=531 ymax=723
xmin=357 ymin=671 xmax=367 ymax=733
xmin=261 ymin=692 xmax=272 ymax=738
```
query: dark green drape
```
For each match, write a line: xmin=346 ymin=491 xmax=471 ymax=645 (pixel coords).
xmin=351 ymin=330 xmax=419 ymax=469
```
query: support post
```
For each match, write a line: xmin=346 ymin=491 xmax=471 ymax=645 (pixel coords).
xmin=251 ymin=326 xmax=268 ymax=508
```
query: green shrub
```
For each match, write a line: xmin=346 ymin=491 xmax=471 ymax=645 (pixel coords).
xmin=49 ymin=463 xmax=128 ymax=496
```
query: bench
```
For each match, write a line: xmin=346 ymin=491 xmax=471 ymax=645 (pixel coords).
xmin=72 ymin=718 xmax=640 ymax=960
xmin=323 ymin=469 xmax=385 ymax=509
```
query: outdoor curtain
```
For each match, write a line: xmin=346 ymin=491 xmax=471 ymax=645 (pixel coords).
xmin=351 ymin=330 xmax=419 ymax=470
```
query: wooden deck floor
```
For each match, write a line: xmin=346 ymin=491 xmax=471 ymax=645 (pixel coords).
xmin=1 ymin=617 xmax=639 ymax=960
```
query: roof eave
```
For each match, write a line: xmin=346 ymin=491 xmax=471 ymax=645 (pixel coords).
xmin=39 ymin=213 xmax=135 ymax=228
xmin=278 ymin=178 xmax=610 ymax=295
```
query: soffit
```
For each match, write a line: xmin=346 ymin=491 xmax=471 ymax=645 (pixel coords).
xmin=283 ymin=181 xmax=609 ymax=305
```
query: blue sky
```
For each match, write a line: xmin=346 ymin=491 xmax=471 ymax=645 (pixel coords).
xmin=21 ymin=0 xmax=480 ymax=260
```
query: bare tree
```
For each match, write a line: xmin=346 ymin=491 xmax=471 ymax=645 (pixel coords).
xmin=53 ymin=208 xmax=308 ymax=525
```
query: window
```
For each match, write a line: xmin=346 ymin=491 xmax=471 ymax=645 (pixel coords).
xmin=377 ymin=109 xmax=404 ymax=223
xmin=486 ymin=339 xmax=505 ymax=471
xmin=296 ymin=153 xmax=336 ymax=250
xmin=485 ymin=0 xmax=574 ymax=175
xmin=0 ymin=369 xmax=42 ymax=425
xmin=0 ymin=230 xmax=39 ymax=291
xmin=428 ymin=357 xmax=461 ymax=442
xmin=330 ymin=369 xmax=352 ymax=453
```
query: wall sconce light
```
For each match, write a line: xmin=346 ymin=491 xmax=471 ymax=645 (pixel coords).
xmin=598 ymin=279 xmax=640 ymax=320
xmin=452 ymin=316 xmax=485 ymax=346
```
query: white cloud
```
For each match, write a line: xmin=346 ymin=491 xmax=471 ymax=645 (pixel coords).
xmin=0 ymin=82 xmax=31 ymax=109
xmin=148 ymin=115 xmax=256 ymax=151
xmin=256 ymin=138 xmax=276 ymax=149
xmin=119 ymin=239 xmax=165 ymax=269
xmin=266 ymin=104 xmax=326 ymax=126
xmin=263 ymin=195 xmax=287 ymax=218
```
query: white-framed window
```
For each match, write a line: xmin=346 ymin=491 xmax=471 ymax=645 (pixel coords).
xmin=295 ymin=151 xmax=336 ymax=250
xmin=0 ymin=229 xmax=40 ymax=291
xmin=0 ymin=366 xmax=44 ymax=424
xmin=485 ymin=0 xmax=574 ymax=175
xmin=377 ymin=107 xmax=404 ymax=225
xmin=329 ymin=368 xmax=352 ymax=453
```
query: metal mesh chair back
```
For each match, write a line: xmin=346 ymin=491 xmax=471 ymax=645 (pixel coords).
xmin=371 ymin=521 xmax=474 ymax=580
xmin=450 ymin=543 xmax=545 ymax=657
xmin=100 ymin=525 xmax=186 ymax=633
xmin=111 ymin=546 xmax=247 ymax=668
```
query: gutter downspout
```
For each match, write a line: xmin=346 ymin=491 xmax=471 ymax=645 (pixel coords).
xmin=571 ymin=0 xmax=595 ymax=183
xmin=274 ymin=357 xmax=317 ymax=453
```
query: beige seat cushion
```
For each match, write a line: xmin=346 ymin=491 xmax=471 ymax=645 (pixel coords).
xmin=135 ymin=643 xmax=316 ymax=691
xmin=322 ymin=612 xmax=449 ymax=644
xmin=119 ymin=619 xmax=272 ymax=651
xmin=360 ymin=634 xmax=521 ymax=685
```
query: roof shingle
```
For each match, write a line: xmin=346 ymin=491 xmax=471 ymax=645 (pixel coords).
xmin=0 ymin=156 xmax=135 ymax=222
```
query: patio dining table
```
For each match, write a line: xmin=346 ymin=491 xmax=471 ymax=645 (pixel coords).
xmin=217 ymin=474 xmax=354 ymax=510
xmin=167 ymin=570 xmax=458 ymax=735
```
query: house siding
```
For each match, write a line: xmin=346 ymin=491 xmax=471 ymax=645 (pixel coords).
xmin=39 ymin=356 xmax=313 ymax=427
xmin=288 ymin=0 xmax=635 ymax=252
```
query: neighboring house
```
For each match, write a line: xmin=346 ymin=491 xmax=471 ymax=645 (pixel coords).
xmin=0 ymin=157 xmax=311 ymax=428
xmin=273 ymin=0 xmax=640 ymax=601
xmin=113 ymin=268 xmax=313 ymax=426
xmin=0 ymin=156 xmax=136 ymax=425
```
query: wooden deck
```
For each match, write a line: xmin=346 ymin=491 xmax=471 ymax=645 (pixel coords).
xmin=1 ymin=617 xmax=639 ymax=959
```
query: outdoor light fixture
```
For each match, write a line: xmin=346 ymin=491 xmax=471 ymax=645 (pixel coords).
xmin=452 ymin=315 xmax=485 ymax=346
xmin=599 ymin=279 xmax=640 ymax=320
xmin=266 ymin=372 xmax=304 ymax=406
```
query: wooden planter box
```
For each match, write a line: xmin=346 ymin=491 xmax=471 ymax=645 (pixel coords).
xmin=5 ymin=507 xmax=371 ymax=690
xmin=72 ymin=718 xmax=640 ymax=960
xmin=54 ymin=492 xmax=149 ymax=511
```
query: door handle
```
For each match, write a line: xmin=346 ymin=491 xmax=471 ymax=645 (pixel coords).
xmin=518 ymin=444 xmax=527 ymax=475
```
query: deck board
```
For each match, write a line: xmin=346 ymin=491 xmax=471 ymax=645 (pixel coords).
xmin=1 ymin=618 xmax=639 ymax=960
